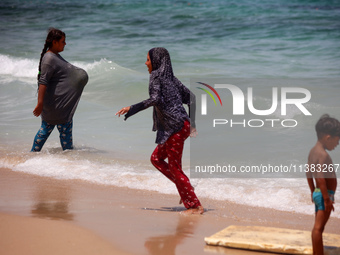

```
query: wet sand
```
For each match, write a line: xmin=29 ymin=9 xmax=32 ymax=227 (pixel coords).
xmin=1 ymin=167 xmax=339 ymax=255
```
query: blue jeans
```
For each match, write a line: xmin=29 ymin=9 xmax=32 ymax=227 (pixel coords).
xmin=31 ymin=120 xmax=73 ymax=152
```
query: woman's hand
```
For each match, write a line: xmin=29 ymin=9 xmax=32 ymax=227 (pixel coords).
xmin=116 ymin=106 xmax=131 ymax=117
xmin=190 ymin=127 xmax=198 ymax=137
xmin=33 ymin=84 xmax=47 ymax=117
xmin=33 ymin=103 xmax=43 ymax=117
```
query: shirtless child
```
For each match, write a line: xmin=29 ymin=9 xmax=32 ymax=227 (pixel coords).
xmin=306 ymin=114 xmax=340 ymax=255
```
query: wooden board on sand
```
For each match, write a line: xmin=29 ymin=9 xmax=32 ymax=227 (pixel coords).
xmin=204 ymin=225 xmax=340 ymax=255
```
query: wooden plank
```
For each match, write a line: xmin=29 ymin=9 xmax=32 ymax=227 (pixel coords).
xmin=204 ymin=225 xmax=340 ymax=255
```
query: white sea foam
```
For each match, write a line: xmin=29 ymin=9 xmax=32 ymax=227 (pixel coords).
xmin=0 ymin=54 xmax=132 ymax=81
xmin=1 ymin=153 xmax=338 ymax=218
xmin=0 ymin=55 xmax=38 ymax=78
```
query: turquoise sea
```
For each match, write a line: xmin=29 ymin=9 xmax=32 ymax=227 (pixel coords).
xmin=1 ymin=0 xmax=340 ymax=217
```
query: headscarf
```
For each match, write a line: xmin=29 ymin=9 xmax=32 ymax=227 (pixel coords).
xmin=149 ymin=47 xmax=174 ymax=81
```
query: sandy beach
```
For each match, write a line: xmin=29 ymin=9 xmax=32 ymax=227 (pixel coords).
xmin=1 ymin=167 xmax=339 ymax=255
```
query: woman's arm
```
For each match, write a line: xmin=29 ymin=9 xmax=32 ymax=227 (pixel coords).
xmin=116 ymin=78 xmax=162 ymax=120
xmin=142 ymin=78 xmax=162 ymax=108
xmin=179 ymin=80 xmax=196 ymax=129
xmin=33 ymin=84 xmax=47 ymax=117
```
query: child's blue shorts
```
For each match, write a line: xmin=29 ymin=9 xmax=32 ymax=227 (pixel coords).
xmin=313 ymin=188 xmax=335 ymax=212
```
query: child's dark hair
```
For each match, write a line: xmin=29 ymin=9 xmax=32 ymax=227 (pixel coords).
xmin=315 ymin=114 xmax=340 ymax=139
xmin=38 ymin=28 xmax=65 ymax=81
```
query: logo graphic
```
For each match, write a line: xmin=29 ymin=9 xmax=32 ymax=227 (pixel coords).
xmin=196 ymin=82 xmax=312 ymax=117
xmin=196 ymin=82 xmax=222 ymax=115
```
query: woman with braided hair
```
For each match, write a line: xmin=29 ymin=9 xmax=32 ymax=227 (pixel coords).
xmin=31 ymin=28 xmax=88 ymax=152
xmin=116 ymin=47 xmax=204 ymax=215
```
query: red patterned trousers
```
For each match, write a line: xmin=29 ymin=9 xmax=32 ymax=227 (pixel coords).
xmin=151 ymin=120 xmax=201 ymax=209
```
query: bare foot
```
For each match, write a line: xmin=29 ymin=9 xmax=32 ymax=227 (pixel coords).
xmin=180 ymin=206 xmax=204 ymax=215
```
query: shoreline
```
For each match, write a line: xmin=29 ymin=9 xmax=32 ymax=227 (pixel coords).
xmin=1 ymin=167 xmax=339 ymax=255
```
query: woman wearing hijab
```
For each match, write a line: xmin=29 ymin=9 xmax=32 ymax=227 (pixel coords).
xmin=116 ymin=47 xmax=203 ymax=215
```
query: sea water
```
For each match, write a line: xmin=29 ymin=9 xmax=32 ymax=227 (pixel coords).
xmin=1 ymin=0 xmax=340 ymax=217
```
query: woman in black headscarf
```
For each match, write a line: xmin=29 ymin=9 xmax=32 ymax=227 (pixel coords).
xmin=116 ymin=48 xmax=203 ymax=214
